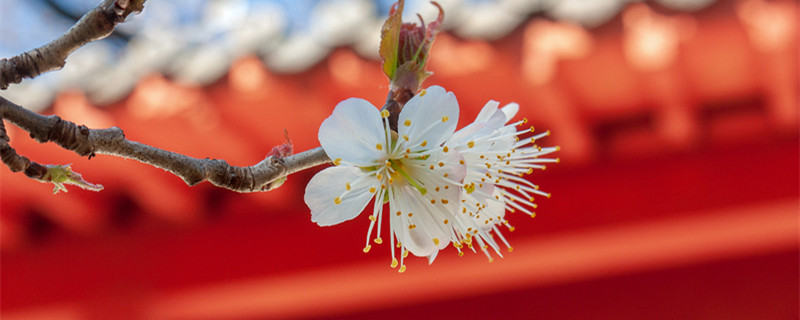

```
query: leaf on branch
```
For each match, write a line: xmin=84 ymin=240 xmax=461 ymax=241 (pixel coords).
xmin=43 ymin=164 xmax=104 ymax=194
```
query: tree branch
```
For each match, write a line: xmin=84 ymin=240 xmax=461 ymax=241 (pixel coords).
xmin=0 ymin=115 xmax=48 ymax=180
xmin=0 ymin=0 xmax=146 ymax=89
xmin=0 ymin=96 xmax=331 ymax=192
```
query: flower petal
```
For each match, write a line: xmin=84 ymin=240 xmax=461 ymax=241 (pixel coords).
xmin=397 ymin=85 xmax=458 ymax=149
xmin=319 ymin=98 xmax=387 ymax=166
xmin=305 ymin=166 xmax=379 ymax=226
xmin=391 ymin=185 xmax=450 ymax=257
xmin=500 ymin=103 xmax=519 ymax=122
xmin=474 ymin=100 xmax=499 ymax=123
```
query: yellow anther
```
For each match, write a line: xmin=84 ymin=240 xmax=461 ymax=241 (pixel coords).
xmin=530 ymin=126 xmax=535 ymax=132
xmin=403 ymin=135 xmax=409 ymax=141
xmin=479 ymin=155 xmax=485 ymax=159
xmin=402 ymin=250 xmax=409 ymax=258
xmin=345 ymin=182 xmax=351 ymax=191
xmin=441 ymin=199 xmax=449 ymax=204
xmin=333 ymin=158 xmax=342 ymax=165
xmin=444 ymin=185 xmax=449 ymax=189
xmin=546 ymin=193 xmax=552 ymax=198
xmin=381 ymin=110 xmax=390 ymax=118
xmin=369 ymin=187 xmax=376 ymax=193
xmin=443 ymin=146 xmax=449 ymax=153
xmin=430 ymin=199 xmax=436 ymax=204
xmin=374 ymin=238 xmax=383 ymax=244
xmin=396 ymin=211 xmax=401 ymax=216
xmin=396 ymin=242 xmax=402 ymax=248
xmin=443 ymin=173 xmax=449 ymax=178
xmin=522 ymin=118 xmax=528 ymax=124
xmin=442 ymin=116 xmax=449 ymax=122
xmin=388 ymin=177 xmax=394 ymax=184
xmin=405 ymin=148 xmax=411 ymax=153
xmin=438 ymin=162 xmax=444 ymax=167
xmin=458 ymin=251 xmax=464 ymax=257
xmin=421 ymin=140 xmax=427 ymax=147
xmin=363 ymin=245 xmax=371 ymax=253
xmin=443 ymin=219 xmax=449 ymax=224
xmin=433 ymin=238 xmax=440 ymax=245
xmin=409 ymin=224 xmax=416 ymax=230
xmin=376 ymin=173 xmax=383 ymax=180
xmin=488 ymin=258 xmax=494 ymax=263
xmin=556 ymin=158 xmax=561 ymax=163
xmin=467 ymin=141 xmax=475 ymax=148
xmin=334 ymin=197 xmax=342 ymax=205
xmin=485 ymin=163 xmax=491 ymax=169
xmin=376 ymin=143 xmax=383 ymax=150
xmin=369 ymin=215 xmax=377 ymax=221
xmin=408 ymin=213 xmax=414 ymax=217
xmin=419 ymin=89 xmax=427 ymax=96
xmin=509 ymin=226 xmax=516 ymax=232
xmin=429 ymin=165 xmax=434 ymax=170
xmin=527 ymin=168 xmax=534 ymax=174
xmin=546 ymin=130 xmax=551 ymax=135
xmin=556 ymin=145 xmax=561 ymax=151
xmin=508 ymin=247 xmax=514 ymax=252
xmin=398 ymin=265 xmax=407 ymax=273
xmin=459 ymin=160 xmax=464 ymax=165
xmin=391 ymin=258 xmax=399 ymax=268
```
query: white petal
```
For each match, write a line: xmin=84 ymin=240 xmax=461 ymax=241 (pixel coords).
xmin=390 ymin=184 xmax=450 ymax=257
xmin=319 ymin=98 xmax=387 ymax=166
xmin=398 ymin=86 xmax=459 ymax=149
xmin=500 ymin=103 xmax=519 ymax=122
xmin=427 ymin=250 xmax=439 ymax=264
xmin=305 ymin=166 xmax=378 ymax=226
xmin=474 ymin=100 xmax=500 ymax=123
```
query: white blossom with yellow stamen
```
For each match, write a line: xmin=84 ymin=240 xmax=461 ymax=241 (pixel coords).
xmin=445 ymin=100 xmax=559 ymax=260
xmin=304 ymin=86 xmax=466 ymax=272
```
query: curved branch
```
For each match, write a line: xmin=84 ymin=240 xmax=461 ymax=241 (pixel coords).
xmin=0 ymin=0 xmax=146 ymax=89
xmin=0 ymin=96 xmax=331 ymax=193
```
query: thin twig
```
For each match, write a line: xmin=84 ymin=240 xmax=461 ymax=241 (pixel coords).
xmin=0 ymin=0 xmax=146 ymax=89
xmin=0 ymin=96 xmax=331 ymax=192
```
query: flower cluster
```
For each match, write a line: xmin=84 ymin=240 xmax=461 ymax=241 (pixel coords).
xmin=304 ymin=86 xmax=558 ymax=272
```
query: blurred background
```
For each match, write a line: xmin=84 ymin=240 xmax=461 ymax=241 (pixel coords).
xmin=1 ymin=0 xmax=798 ymax=319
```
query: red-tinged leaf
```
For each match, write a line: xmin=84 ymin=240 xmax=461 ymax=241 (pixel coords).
xmin=267 ymin=130 xmax=293 ymax=158
xmin=380 ymin=0 xmax=404 ymax=80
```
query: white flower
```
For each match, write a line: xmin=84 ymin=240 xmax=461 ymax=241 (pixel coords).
xmin=445 ymin=100 xmax=559 ymax=260
xmin=304 ymin=86 xmax=466 ymax=272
